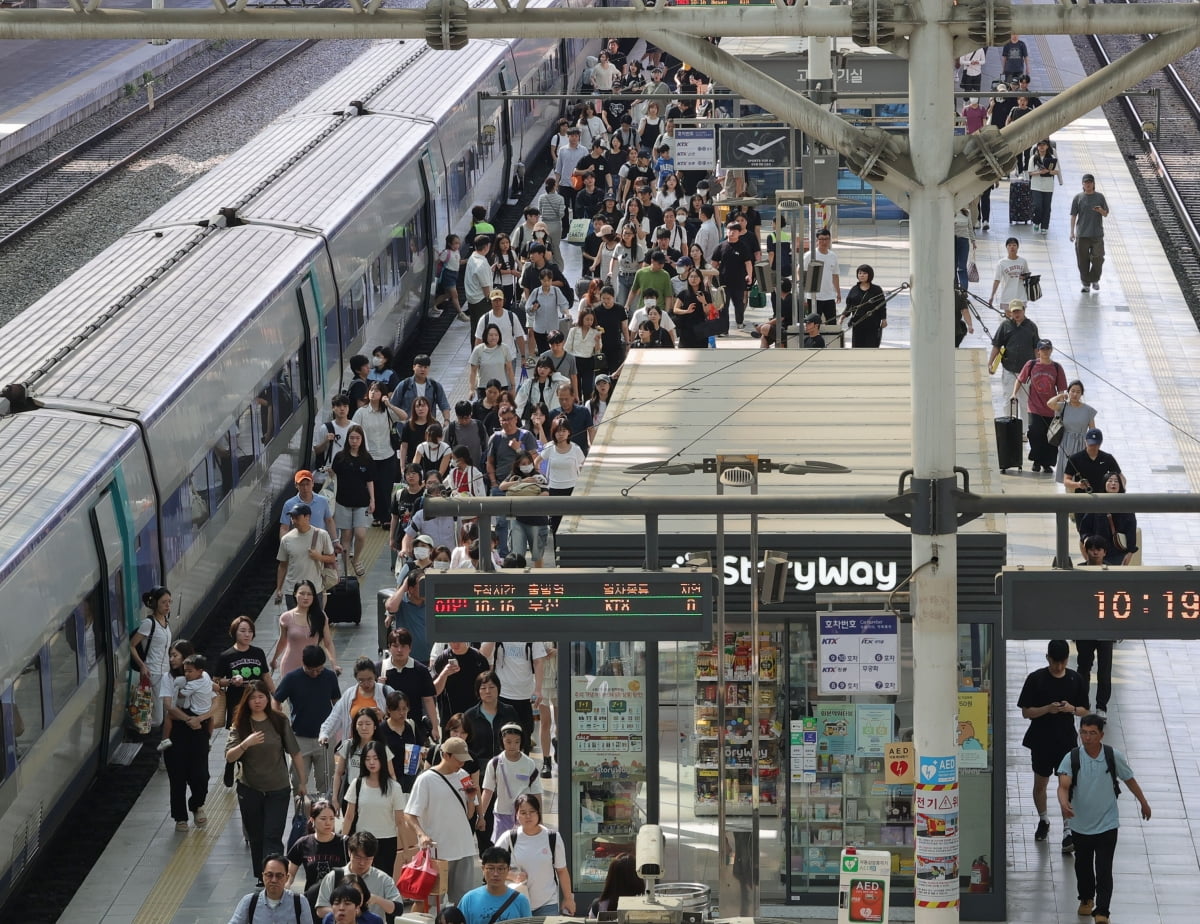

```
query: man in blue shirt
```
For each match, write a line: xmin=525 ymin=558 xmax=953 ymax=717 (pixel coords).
xmin=458 ymin=846 xmax=532 ymax=924
xmin=274 ymin=645 xmax=341 ymax=796
xmin=1057 ymin=714 xmax=1151 ymax=924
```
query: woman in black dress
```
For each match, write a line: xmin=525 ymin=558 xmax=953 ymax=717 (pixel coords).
xmin=672 ymin=268 xmax=712 ymax=348
xmin=841 ymin=264 xmax=887 ymax=348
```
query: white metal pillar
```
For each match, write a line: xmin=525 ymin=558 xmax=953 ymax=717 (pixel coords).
xmin=907 ymin=1 xmax=960 ymax=922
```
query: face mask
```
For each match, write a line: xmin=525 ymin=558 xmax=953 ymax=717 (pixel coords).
xmin=414 ymin=547 xmax=431 ymax=560
xmin=371 ymin=357 xmax=382 ymax=368
xmin=433 ymin=561 xmax=450 ymax=571
xmin=520 ymin=465 xmax=535 ymax=475
xmin=645 ymin=299 xmax=656 ymax=308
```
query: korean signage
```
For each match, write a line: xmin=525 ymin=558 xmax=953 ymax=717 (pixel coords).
xmin=569 ymin=675 xmax=647 ymax=783
xmin=915 ymin=754 xmax=960 ymax=908
xmin=818 ymin=614 xmax=900 ymax=694
xmin=673 ymin=127 xmax=717 ymax=170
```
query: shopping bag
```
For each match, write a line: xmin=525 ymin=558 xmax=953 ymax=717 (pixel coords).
xmin=288 ymin=795 xmax=312 ymax=851
xmin=398 ymin=848 xmax=440 ymax=902
xmin=566 ymin=218 xmax=591 ymax=244
xmin=402 ymin=743 xmax=424 ymax=776
xmin=129 ymin=676 xmax=154 ymax=735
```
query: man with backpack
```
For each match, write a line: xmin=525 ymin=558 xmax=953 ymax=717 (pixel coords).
xmin=227 ymin=854 xmax=314 ymax=923
xmin=1057 ymin=714 xmax=1151 ymax=924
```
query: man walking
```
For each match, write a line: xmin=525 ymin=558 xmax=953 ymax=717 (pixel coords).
xmin=987 ymin=300 xmax=1039 ymax=431
xmin=227 ymin=855 xmax=314 ymax=923
xmin=273 ymin=645 xmax=341 ymax=797
xmin=464 ymin=235 xmax=495 ymax=328
xmin=1017 ymin=639 xmax=1090 ymax=854
xmin=1057 ymin=714 xmax=1151 ymax=924
xmin=406 ymin=736 xmax=481 ymax=904
xmin=1069 ymin=174 xmax=1110 ymax=293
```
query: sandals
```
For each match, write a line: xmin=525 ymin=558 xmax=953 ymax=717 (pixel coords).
xmin=354 ymin=560 xmax=366 ymax=577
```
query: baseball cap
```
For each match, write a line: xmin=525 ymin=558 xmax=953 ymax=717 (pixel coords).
xmin=500 ymin=723 xmax=524 ymax=737
xmin=289 ymin=504 xmax=312 ymax=518
xmin=294 ymin=470 xmax=314 ymax=484
xmin=441 ymin=737 xmax=470 ymax=759
xmin=1082 ymin=173 xmax=1095 ymax=183
xmin=638 ymin=148 xmax=651 ymax=157
xmin=676 ymin=256 xmax=693 ymax=268
xmin=1008 ymin=299 xmax=1026 ymax=312
xmin=415 ymin=534 xmax=435 ymax=546
xmin=1085 ymin=428 xmax=1103 ymax=445
xmin=489 ymin=289 xmax=505 ymax=300
xmin=603 ymin=193 xmax=617 ymax=203
xmin=1036 ymin=339 xmax=1053 ymax=350
xmin=1046 ymin=639 xmax=1070 ymax=661
xmin=995 ymin=82 xmax=1008 ymax=91
xmin=595 ymin=374 xmax=613 ymax=386
xmin=804 ymin=313 xmax=822 ymax=325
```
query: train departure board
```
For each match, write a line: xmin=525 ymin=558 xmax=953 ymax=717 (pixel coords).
xmin=1001 ymin=566 xmax=1200 ymax=640
xmin=425 ymin=569 xmax=715 ymax=641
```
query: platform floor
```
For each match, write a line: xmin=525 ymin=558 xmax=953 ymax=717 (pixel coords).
xmin=56 ymin=22 xmax=1200 ymax=924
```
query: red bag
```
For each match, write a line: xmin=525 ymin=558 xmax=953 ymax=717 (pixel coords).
xmin=398 ymin=848 xmax=439 ymax=901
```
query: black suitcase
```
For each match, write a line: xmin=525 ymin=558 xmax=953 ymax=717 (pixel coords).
xmin=1008 ymin=179 xmax=1033 ymax=224
xmin=994 ymin=398 xmax=1024 ymax=473
xmin=325 ymin=575 xmax=362 ymax=624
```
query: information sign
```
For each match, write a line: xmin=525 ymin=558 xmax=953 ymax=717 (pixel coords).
xmin=426 ymin=569 xmax=714 ymax=641
xmin=818 ymin=614 xmax=900 ymax=694
xmin=673 ymin=127 xmax=717 ymax=170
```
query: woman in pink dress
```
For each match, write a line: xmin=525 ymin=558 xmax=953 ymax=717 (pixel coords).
xmin=269 ymin=579 xmax=339 ymax=678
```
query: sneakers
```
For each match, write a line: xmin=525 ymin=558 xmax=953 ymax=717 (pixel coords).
xmin=1077 ymin=899 xmax=1094 ymax=916
xmin=428 ymin=307 xmax=444 ymax=319
xmin=542 ymin=758 xmax=553 ymax=778
xmin=1092 ymin=282 xmax=1100 ymax=291
xmin=1031 ymin=224 xmax=1040 ymax=233
xmin=1062 ymin=832 xmax=1075 ymax=854
xmin=456 ymin=311 xmax=471 ymax=323
xmin=194 ymin=807 xmax=207 ymax=828
xmin=1081 ymin=285 xmax=1090 ymax=293
xmin=156 ymin=738 xmax=173 ymax=753
xmin=982 ymin=221 xmax=990 ymax=231
xmin=175 ymin=820 xmax=189 ymax=833
xmin=1094 ymin=914 xmax=1110 ymax=924
xmin=1034 ymin=819 xmax=1050 ymax=841
xmin=1095 ymin=707 xmax=1107 ymax=718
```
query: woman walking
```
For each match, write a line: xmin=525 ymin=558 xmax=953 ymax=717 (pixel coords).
xmin=162 ymin=639 xmax=217 ymax=832
xmin=342 ymin=740 xmax=408 ymax=879
xmin=227 ymin=679 xmax=306 ymax=882
xmin=271 ymin=579 xmax=339 ymax=678
xmin=130 ymin=586 xmax=173 ymax=727
xmin=1013 ymin=339 xmax=1067 ymax=473
xmin=332 ymin=425 xmax=376 ymax=576
xmin=353 ymin=383 xmax=406 ymax=528
xmin=1048 ymin=380 xmax=1097 ymax=484
xmin=841 ymin=264 xmax=887 ymax=348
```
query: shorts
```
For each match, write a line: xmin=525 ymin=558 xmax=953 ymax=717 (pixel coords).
xmin=1030 ymin=744 xmax=1071 ymax=779
xmin=335 ymin=505 xmax=371 ymax=531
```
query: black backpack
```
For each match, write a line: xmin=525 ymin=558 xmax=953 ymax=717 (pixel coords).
xmin=248 ymin=890 xmax=304 ymax=922
xmin=1068 ymin=744 xmax=1121 ymax=800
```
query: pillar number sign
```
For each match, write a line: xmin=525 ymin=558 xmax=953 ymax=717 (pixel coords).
xmin=818 ymin=614 xmax=900 ymax=695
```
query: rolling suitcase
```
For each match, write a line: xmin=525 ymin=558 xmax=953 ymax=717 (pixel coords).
xmin=1008 ymin=178 xmax=1033 ymax=224
xmin=325 ymin=575 xmax=362 ymax=624
xmin=994 ymin=398 xmax=1024 ymax=473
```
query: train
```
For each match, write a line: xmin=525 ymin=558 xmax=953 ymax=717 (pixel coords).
xmin=0 ymin=7 xmax=597 ymax=901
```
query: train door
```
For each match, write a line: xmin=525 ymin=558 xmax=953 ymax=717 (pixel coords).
xmin=420 ymin=147 xmax=446 ymax=288
xmin=89 ymin=483 xmax=138 ymax=759
xmin=498 ymin=65 xmax=517 ymax=202
xmin=296 ymin=272 xmax=323 ymax=461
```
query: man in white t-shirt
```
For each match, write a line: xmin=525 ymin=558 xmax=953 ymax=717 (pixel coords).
xmin=406 ymin=736 xmax=481 ymax=903
xmin=475 ymin=291 xmax=529 ymax=365
xmin=274 ymin=505 xmax=336 ymax=607
xmin=480 ymin=642 xmax=547 ymax=753
xmin=989 ymin=237 xmax=1031 ymax=316
xmin=802 ymin=228 xmax=841 ymax=322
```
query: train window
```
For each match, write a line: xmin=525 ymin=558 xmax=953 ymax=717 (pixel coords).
xmin=351 ymin=276 xmax=367 ymax=328
xmin=323 ymin=307 xmax=340 ymax=368
xmin=48 ymin=623 xmax=78 ymax=716
xmin=371 ymin=256 xmax=385 ymax=302
xmin=186 ymin=462 xmax=211 ymax=530
xmin=211 ymin=432 xmax=233 ymax=508
xmin=11 ymin=658 xmax=44 ymax=757
xmin=233 ymin=404 xmax=258 ymax=480
xmin=78 ymin=588 xmax=105 ymax=671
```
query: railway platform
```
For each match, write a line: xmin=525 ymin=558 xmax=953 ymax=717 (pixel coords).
xmin=55 ymin=24 xmax=1200 ymax=924
xmin=0 ymin=1 xmax=208 ymax=167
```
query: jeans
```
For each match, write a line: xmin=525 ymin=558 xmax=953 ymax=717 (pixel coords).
xmin=1032 ymin=189 xmax=1054 ymax=230
xmin=164 ymin=722 xmax=210 ymax=822
xmin=1073 ymin=827 xmax=1118 ymax=914
xmin=488 ymin=486 xmax=511 ymax=556
xmin=954 ymin=236 xmax=971 ymax=290
xmin=236 ymin=782 xmax=291 ymax=880
xmin=1076 ymin=236 xmax=1105 ymax=284
xmin=509 ymin=518 xmax=550 ymax=565
xmin=1075 ymin=640 xmax=1114 ymax=710
xmin=292 ymin=735 xmax=330 ymax=794
xmin=533 ymin=903 xmax=561 ymax=915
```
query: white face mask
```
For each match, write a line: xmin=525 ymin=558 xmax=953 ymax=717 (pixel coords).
xmin=371 ymin=357 xmax=382 ymax=368
xmin=433 ymin=560 xmax=450 ymax=571
xmin=413 ymin=547 xmax=431 ymax=560
xmin=519 ymin=465 xmax=535 ymax=475
xmin=644 ymin=299 xmax=656 ymax=309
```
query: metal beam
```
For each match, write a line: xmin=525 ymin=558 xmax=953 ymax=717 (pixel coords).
xmin=1 ymin=4 xmax=1198 ymax=42
xmin=425 ymin=490 xmax=1200 ymax=519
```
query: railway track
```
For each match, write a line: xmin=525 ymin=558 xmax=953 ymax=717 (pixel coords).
xmin=1084 ymin=1 xmax=1200 ymax=318
xmin=0 ymin=38 xmax=318 ymax=248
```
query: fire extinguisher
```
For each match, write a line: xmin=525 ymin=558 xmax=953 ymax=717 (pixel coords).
xmin=969 ymin=855 xmax=991 ymax=892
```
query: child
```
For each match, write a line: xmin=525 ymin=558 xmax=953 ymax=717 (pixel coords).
xmin=432 ymin=234 xmax=462 ymax=320
xmin=477 ymin=723 xmax=543 ymax=843
xmin=157 ymin=654 xmax=215 ymax=751
xmin=652 ymin=143 xmax=675 ymax=185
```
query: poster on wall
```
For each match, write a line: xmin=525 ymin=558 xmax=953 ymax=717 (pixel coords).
xmin=570 ymin=675 xmax=648 ymax=782
xmin=818 ymin=614 xmax=900 ymax=695
xmin=957 ymin=691 xmax=989 ymax=769
xmin=790 ymin=717 xmax=818 ymax=783
xmin=815 ymin=704 xmax=857 ymax=757
xmin=855 ymin=704 xmax=895 ymax=758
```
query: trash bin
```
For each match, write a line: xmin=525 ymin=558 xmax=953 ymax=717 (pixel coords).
xmin=654 ymin=883 xmax=711 ymax=915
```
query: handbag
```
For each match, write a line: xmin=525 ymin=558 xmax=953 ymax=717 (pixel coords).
xmin=570 ymin=173 xmax=585 ymax=191
xmin=398 ymin=847 xmax=440 ymax=902
xmin=1023 ymin=272 xmax=1043 ymax=302
xmin=311 ymin=530 xmax=339 ymax=592
xmin=318 ymin=467 xmax=337 ymax=517
xmin=1107 ymin=514 xmax=1129 ymax=552
xmin=748 ymin=283 xmax=766 ymax=309
xmin=566 ymin=217 xmax=590 ymax=244
xmin=967 ymin=260 xmax=980 ymax=284
xmin=710 ymin=285 xmax=727 ymax=310
xmin=129 ymin=676 xmax=154 ymax=735
xmin=1047 ymin=406 xmax=1065 ymax=447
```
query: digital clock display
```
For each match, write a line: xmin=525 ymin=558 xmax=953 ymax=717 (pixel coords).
xmin=425 ymin=569 xmax=715 ymax=641
xmin=1000 ymin=567 xmax=1200 ymax=640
